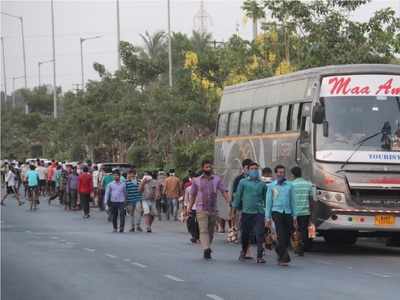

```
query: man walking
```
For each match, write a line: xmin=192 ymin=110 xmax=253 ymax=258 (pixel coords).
xmin=140 ymin=172 xmax=158 ymax=232
xmin=265 ymin=165 xmax=297 ymax=266
xmin=26 ymin=165 xmax=40 ymax=211
xmin=163 ymin=169 xmax=181 ymax=221
xmin=290 ymin=166 xmax=314 ymax=255
xmin=78 ymin=166 xmax=93 ymax=218
xmin=125 ymin=169 xmax=143 ymax=232
xmin=233 ymin=162 xmax=267 ymax=263
xmin=188 ymin=160 xmax=229 ymax=260
xmin=104 ymin=170 xmax=127 ymax=233
xmin=67 ymin=167 xmax=79 ymax=210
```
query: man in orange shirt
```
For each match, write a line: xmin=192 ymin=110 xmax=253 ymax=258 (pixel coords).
xmin=163 ymin=169 xmax=182 ymax=221
xmin=47 ymin=160 xmax=56 ymax=196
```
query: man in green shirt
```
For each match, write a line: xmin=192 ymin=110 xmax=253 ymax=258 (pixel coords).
xmin=232 ymin=162 xmax=267 ymax=264
xmin=290 ymin=166 xmax=314 ymax=255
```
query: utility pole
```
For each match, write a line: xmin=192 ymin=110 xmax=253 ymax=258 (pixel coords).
xmin=193 ymin=0 xmax=212 ymax=34
xmin=116 ymin=0 xmax=121 ymax=70
xmin=167 ymin=0 xmax=172 ymax=87
xmin=51 ymin=0 xmax=57 ymax=118
xmin=1 ymin=37 xmax=7 ymax=102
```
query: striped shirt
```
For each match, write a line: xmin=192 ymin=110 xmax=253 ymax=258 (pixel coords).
xmin=291 ymin=178 xmax=313 ymax=216
xmin=125 ymin=179 xmax=143 ymax=204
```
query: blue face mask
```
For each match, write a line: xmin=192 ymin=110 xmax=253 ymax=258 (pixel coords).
xmin=277 ymin=176 xmax=286 ymax=184
xmin=248 ymin=170 xmax=259 ymax=179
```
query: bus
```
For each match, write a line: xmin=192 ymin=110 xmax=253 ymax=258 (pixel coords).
xmin=215 ymin=64 xmax=400 ymax=245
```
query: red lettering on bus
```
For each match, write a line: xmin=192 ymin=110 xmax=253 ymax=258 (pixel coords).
xmin=376 ymin=79 xmax=393 ymax=95
xmin=328 ymin=77 xmax=351 ymax=95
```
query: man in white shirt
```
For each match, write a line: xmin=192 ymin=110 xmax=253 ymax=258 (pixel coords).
xmin=36 ymin=161 xmax=47 ymax=196
xmin=92 ymin=165 xmax=100 ymax=207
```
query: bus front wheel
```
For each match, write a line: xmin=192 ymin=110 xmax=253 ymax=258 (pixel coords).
xmin=323 ymin=231 xmax=358 ymax=245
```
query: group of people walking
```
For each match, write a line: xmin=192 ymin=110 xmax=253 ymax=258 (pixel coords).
xmin=1 ymin=157 xmax=314 ymax=266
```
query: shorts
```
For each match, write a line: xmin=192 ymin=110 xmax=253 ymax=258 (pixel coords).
xmin=28 ymin=186 xmax=38 ymax=199
xmin=48 ymin=181 xmax=55 ymax=189
xmin=40 ymin=180 xmax=46 ymax=187
xmin=142 ymin=200 xmax=157 ymax=215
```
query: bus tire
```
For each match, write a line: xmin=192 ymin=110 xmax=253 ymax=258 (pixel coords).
xmin=386 ymin=233 xmax=400 ymax=247
xmin=323 ymin=231 xmax=358 ymax=245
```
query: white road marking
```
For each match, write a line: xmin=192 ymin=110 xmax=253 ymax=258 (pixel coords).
xmin=347 ymin=267 xmax=353 ymax=270
xmin=366 ymin=272 xmax=392 ymax=278
xmin=83 ymin=248 xmax=96 ymax=252
xmin=105 ymin=253 xmax=117 ymax=259
xmin=315 ymin=259 xmax=333 ymax=265
xmin=51 ymin=236 xmax=60 ymax=240
xmin=164 ymin=274 xmax=184 ymax=282
xmin=206 ymin=294 xmax=224 ymax=300
xmin=25 ymin=230 xmax=32 ymax=233
xmin=60 ymin=240 xmax=67 ymax=242
xmin=123 ymin=258 xmax=131 ymax=262
xmin=131 ymin=262 xmax=147 ymax=268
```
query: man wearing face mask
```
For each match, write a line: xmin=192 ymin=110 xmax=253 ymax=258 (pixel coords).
xmin=232 ymin=162 xmax=267 ymax=263
xmin=265 ymin=165 xmax=297 ymax=266
xmin=229 ymin=159 xmax=253 ymax=245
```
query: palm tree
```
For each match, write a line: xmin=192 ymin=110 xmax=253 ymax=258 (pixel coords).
xmin=139 ymin=31 xmax=167 ymax=62
xmin=242 ymin=0 xmax=265 ymax=40
xmin=191 ymin=31 xmax=213 ymax=52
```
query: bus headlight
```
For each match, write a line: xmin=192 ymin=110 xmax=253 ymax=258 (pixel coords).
xmin=317 ymin=189 xmax=345 ymax=207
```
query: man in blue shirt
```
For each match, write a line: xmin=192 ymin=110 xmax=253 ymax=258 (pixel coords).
xmin=104 ymin=170 xmax=127 ymax=233
xmin=26 ymin=165 xmax=40 ymax=211
xmin=265 ymin=165 xmax=297 ymax=266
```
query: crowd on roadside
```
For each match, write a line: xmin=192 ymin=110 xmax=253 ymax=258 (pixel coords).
xmin=1 ymin=157 xmax=314 ymax=267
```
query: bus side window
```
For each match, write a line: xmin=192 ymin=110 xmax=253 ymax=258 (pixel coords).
xmin=217 ymin=113 xmax=229 ymax=137
xmin=239 ymin=110 xmax=252 ymax=135
xmin=276 ymin=106 xmax=282 ymax=132
xmin=291 ymin=103 xmax=300 ymax=130
xmin=251 ymin=108 xmax=266 ymax=134
xmin=300 ymin=103 xmax=311 ymax=142
xmin=279 ymin=105 xmax=290 ymax=132
xmin=265 ymin=106 xmax=278 ymax=133
xmin=287 ymin=104 xmax=294 ymax=131
xmin=228 ymin=112 xmax=240 ymax=136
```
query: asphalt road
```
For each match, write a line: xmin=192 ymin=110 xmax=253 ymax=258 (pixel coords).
xmin=1 ymin=195 xmax=400 ymax=300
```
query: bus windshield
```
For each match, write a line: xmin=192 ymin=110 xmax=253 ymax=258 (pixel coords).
xmin=316 ymin=96 xmax=400 ymax=154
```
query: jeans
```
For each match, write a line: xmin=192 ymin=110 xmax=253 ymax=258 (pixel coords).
xmin=80 ymin=193 xmax=91 ymax=216
xmin=127 ymin=202 xmax=142 ymax=229
xmin=186 ymin=210 xmax=199 ymax=240
xmin=69 ymin=189 xmax=77 ymax=209
xmin=297 ymin=215 xmax=312 ymax=253
xmin=196 ymin=211 xmax=217 ymax=250
xmin=240 ymin=213 xmax=265 ymax=258
xmin=110 ymin=202 xmax=125 ymax=230
xmin=272 ymin=212 xmax=293 ymax=263
xmin=166 ymin=198 xmax=178 ymax=220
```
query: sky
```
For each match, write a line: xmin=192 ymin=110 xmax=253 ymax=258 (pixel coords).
xmin=1 ymin=0 xmax=399 ymax=94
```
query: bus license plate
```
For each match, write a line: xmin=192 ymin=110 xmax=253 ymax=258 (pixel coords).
xmin=375 ymin=215 xmax=396 ymax=226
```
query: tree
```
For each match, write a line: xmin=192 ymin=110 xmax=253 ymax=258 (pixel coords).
xmin=242 ymin=0 xmax=265 ymax=40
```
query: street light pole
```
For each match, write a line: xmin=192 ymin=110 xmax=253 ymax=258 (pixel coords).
xmin=116 ymin=0 xmax=121 ymax=71
xmin=51 ymin=0 xmax=57 ymax=118
xmin=1 ymin=12 xmax=28 ymax=113
xmin=1 ymin=37 xmax=7 ymax=102
xmin=12 ymin=76 xmax=24 ymax=108
xmin=167 ymin=0 xmax=172 ymax=87
xmin=38 ymin=59 xmax=54 ymax=87
xmin=80 ymin=38 xmax=84 ymax=90
xmin=80 ymin=35 xmax=102 ymax=91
